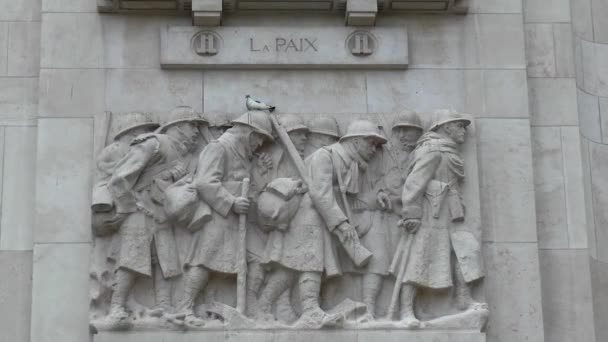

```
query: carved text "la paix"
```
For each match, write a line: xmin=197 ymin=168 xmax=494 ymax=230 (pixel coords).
xmin=250 ymin=37 xmax=318 ymax=53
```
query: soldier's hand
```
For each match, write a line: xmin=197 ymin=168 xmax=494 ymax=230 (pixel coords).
xmin=256 ymin=152 xmax=273 ymax=175
xmin=337 ymin=222 xmax=357 ymax=241
xmin=172 ymin=164 xmax=188 ymax=180
xmin=376 ymin=191 xmax=392 ymax=211
xmin=232 ymin=197 xmax=250 ymax=215
xmin=103 ymin=212 xmax=128 ymax=227
xmin=399 ymin=219 xmax=421 ymax=234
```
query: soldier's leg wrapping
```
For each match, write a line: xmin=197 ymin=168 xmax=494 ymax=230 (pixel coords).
xmin=453 ymin=255 xmax=474 ymax=310
xmin=399 ymin=284 xmax=417 ymax=320
xmin=246 ymin=262 xmax=266 ymax=315
xmin=110 ymin=268 xmax=137 ymax=315
xmin=298 ymin=271 xmax=323 ymax=314
xmin=177 ymin=266 xmax=209 ymax=312
xmin=257 ymin=267 xmax=293 ymax=315
xmin=362 ymin=273 xmax=383 ymax=317
xmin=152 ymin=261 xmax=172 ymax=312
xmin=275 ymin=288 xmax=297 ymax=323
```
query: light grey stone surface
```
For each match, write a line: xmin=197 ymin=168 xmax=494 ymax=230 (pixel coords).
xmin=531 ymin=127 xmax=569 ymax=248
xmin=528 ymin=78 xmax=578 ymax=126
xmin=103 ymin=16 xmax=187 ymax=69
xmin=367 ymin=69 xmax=529 ymax=118
xmin=0 ymin=77 xmax=38 ymax=121
xmin=105 ymin=69 xmax=203 ymax=114
xmin=577 ymin=88 xmax=602 ymax=142
xmin=31 ymin=243 xmax=91 ymax=342
xmin=204 ymin=71 xmax=366 ymax=114
xmin=591 ymin=0 xmax=608 ymax=44
xmin=580 ymin=40 xmax=608 ymax=97
xmin=589 ymin=142 xmax=608 ymax=263
xmin=560 ymin=127 xmax=588 ymax=248
xmin=39 ymin=69 xmax=104 ymax=118
xmin=0 ymin=0 xmax=40 ymax=21
xmin=553 ymin=24 xmax=576 ymax=78
xmin=571 ymin=0 xmax=594 ymax=40
xmin=525 ymin=24 xmax=556 ymax=77
xmin=581 ymin=139 xmax=598 ymax=259
xmin=524 ymin=0 xmax=571 ymax=23
xmin=483 ymin=242 xmax=544 ymax=342
xmin=0 ymin=126 xmax=36 ymax=250
xmin=477 ymin=119 xmax=537 ymax=242
xmin=35 ymin=118 xmax=93 ymax=243
xmin=0 ymin=250 xmax=32 ymax=342
xmin=0 ymin=23 xmax=8 ymax=77
xmin=7 ymin=21 xmax=41 ymax=77
xmin=94 ymin=330 xmax=486 ymax=342
xmin=40 ymin=13 xmax=103 ymax=68
xmin=600 ymin=97 xmax=608 ymax=143
xmin=591 ymin=258 xmax=608 ymax=342
xmin=161 ymin=26 xmax=408 ymax=69
xmin=482 ymin=70 xmax=529 ymax=118
xmin=42 ymin=0 xmax=96 ymax=13
xmin=539 ymin=249 xmax=596 ymax=342
xmin=468 ymin=0 xmax=521 ymax=14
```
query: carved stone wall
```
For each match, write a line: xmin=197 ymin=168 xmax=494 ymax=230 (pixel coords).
xmin=1 ymin=1 xmax=606 ymax=342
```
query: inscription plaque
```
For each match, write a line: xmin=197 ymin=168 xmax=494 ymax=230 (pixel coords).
xmin=161 ymin=26 xmax=408 ymax=69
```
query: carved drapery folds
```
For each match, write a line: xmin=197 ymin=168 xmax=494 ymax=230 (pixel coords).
xmin=89 ymin=101 xmax=488 ymax=333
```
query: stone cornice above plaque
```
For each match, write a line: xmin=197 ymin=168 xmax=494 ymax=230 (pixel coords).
xmin=98 ymin=0 xmax=468 ymax=26
xmin=160 ymin=26 xmax=408 ymax=69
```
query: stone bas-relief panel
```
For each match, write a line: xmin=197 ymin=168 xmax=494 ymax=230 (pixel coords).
xmin=89 ymin=99 xmax=488 ymax=336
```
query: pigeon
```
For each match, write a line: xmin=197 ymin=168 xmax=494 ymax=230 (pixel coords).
xmin=246 ymin=95 xmax=276 ymax=112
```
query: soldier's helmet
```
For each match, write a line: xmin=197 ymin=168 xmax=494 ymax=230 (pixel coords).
xmin=308 ymin=116 xmax=341 ymax=138
xmin=339 ymin=120 xmax=387 ymax=144
xmin=157 ymin=106 xmax=209 ymax=133
xmin=206 ymin=112 xmax=233 ymax=129
xmin=279 ymin=114 xmax=309 ymax=133
xmin=112 ymin=112 xmax=160 ymax=141
xmin=429 ymin=109 xmax=471 ymax=132
xmin=231 ymin=110 xmax=275 ymax=142
xmin=392 ymin=110 xmax=423 ymax=131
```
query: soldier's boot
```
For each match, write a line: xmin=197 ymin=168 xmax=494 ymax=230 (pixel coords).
xmin=103 ymin=269 xmax=136 ymax=324
xmin=294 ymin=272 xmax=339 ymax=328
xmin=169 ymin=266 xmax=209 ymax=326
xmin=454 ymin=264 xmax=487 ymax=312
xmin=246 ymin=262 xmax=266 ymax=317
xmin=149 ymin=264 xmax=173 ymax=318
xmin=256 ymin=268 xmax=292 ymax=321
xmin=276 ymin=289 xmax=297 ymax=324
xmin=362 ymin=273 xmax=383 ymax=318
xmin=399 ymin=284 xmax=420 ymax=329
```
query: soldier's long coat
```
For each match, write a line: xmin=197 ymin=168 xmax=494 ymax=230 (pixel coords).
xmin=109 ymin=133 xmax=187 ymax=278
xmin=392 ymin=132 xmax=484 ymax=289
xmin=183 ymin=131 xmax=252 ymax=274
xmin=248 ymin=145 xmax=299 ymax=263
xmin=338 ymin=147 xmax=390 ymax=276
xmin=262 ymin=143 xmax=359 ymax=277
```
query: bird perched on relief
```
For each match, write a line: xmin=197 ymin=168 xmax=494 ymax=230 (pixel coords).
xmin=246 ymin=95 xmax=276 ymax=112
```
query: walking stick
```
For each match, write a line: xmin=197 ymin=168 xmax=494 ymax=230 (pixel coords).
xmin=236 ymin=178 xmax=250 ymax=314
xmin=386 ymin=231 xmax=414 ymax=319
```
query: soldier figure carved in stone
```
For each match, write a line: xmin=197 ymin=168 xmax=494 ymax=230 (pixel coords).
xmin=392 ymin=109 xmax=486 ymax=327
xmin=91 ymin=112 xmax=160 ymax=237
xmin=257 ymin=119 xmax=383 ymax=328
xmin=101 ymin=107 xmax=208 ymax=325
xmin=382 ymin=111 xmax=424 ymax=263
xmin=304 ymin=116 xmax=341 ymax=157
xmin=175 ymin=110 xmax=274 ymax=326
xmin=249 ymin=114 xmax=309 ymax=322
xmin=336 ymin=120 xmax=392 ymax=318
